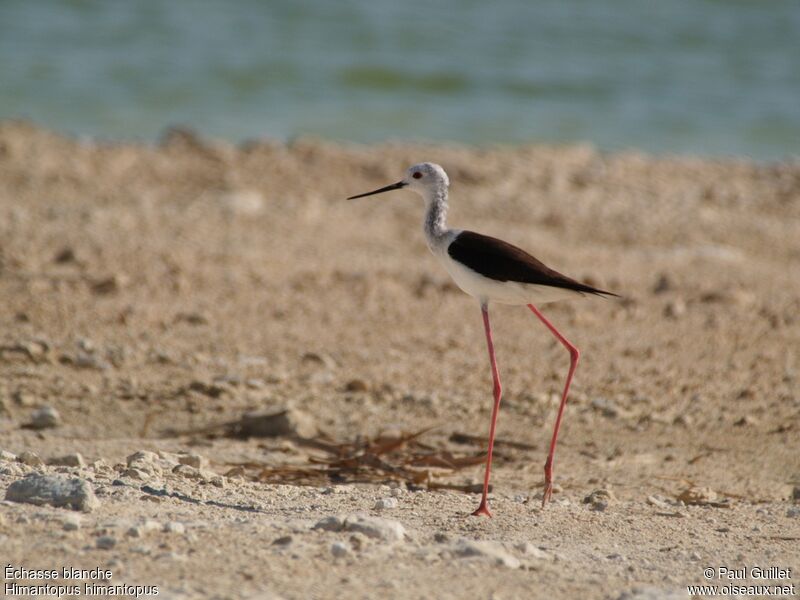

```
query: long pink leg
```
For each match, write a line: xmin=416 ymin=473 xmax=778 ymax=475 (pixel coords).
xmin=472 ymin=303 xmax=503 ymax=517
xmin=527 ymin=303 xmax=580 ymax=508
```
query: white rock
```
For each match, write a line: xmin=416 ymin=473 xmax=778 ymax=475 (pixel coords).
xmin=646 ymin=495 xmax=671 ymax=509
xmin=5 ymin=473 xmax=99 ymax=512
xmin=127 ymin=520 xmax=161 ymax=537
xmin=330 ymin=541 xmax=349 ymax=557
xmin=374 ymin=497 xmax=399 ymax=510
xmin=28 ymin=406 xmax=61 ymax=429
xmin=125 ymin=451 xmax=163 ymax=477
xmin=62 ymin=514 xmax=83 ymax=531
xmin=163 ymin=521 xmax=185 ymax=534
xmin=343 ymin=514 xmax=405 ymax=543
xmin=0 ymin=450 xmax=17 ymax=462
xmin=454 ymin=540 xmax=520 ymax=569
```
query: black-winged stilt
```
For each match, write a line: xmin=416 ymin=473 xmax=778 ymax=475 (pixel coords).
xmin=348 ymin=162 xmax=617 ymax=517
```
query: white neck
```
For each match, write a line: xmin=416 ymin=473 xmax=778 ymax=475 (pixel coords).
xmin=423 ymin=185 xmax=449 ymax=250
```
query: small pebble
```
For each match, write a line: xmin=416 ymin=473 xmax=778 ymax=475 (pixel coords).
xmin=91 ymin=274 xmax=126 ymax=295
xmin=172 ymin=464 xmax=204 ymax=480
xmin=235 ymin=408 xmax=317 ymax=438
xmin=374 ymin=497 xmax=399 ymax=510
xmin=271 ymin=535 xmax=293 ymax=546
xmin=343 ymin=514 xmax=405 ymax=542
xmin=13 ymin=391 xmax=37 ymax=407
xmin=62 ymin=515 xmax=82 ymax=531
xmin=48 ymin=453 xmax=86 ymax=468
xmin=17 ymin=451 xmax=44 ymax=467
xmin=156 ymin=551 xmax=186 ymax=562
xmin=664 ymin=299 xmax=687 ymax=319
xmin=27 ymin=406 xmax=62 ymax=430
xmin=344 ymin=379 xmax=368 ymax=393
xmin=313 ymin=516 xmax=345 ymax=532
xmin=348 ymin=533 xmax=366 ymax=552
xmin=591 ymin=397 xmax=619 ymax=419
xmin=126 ymin=450 xmax=159 ymax=466
xmin=677 ymin=487 xmax=717 ymax=506
xmin=331 ymin=542 xmax=349 ymax=557
xmin=652 ymin=273 xmax=673 ymax=294
xmin=96 ymin=535 xmax=117 ymax=550
xmin=127 ymin=521 xmax=161 ymax=537
xmin=121 ymin=468 xmax=150 ymax=480
xmin=164 ymin=521 xmax=185 ymax=534
xmin=177 ymin=453 xmax=208 ymax=469
xmin=646 ymin=495 xmax=670 ymax=509
xmin=584 ymin=489 xmax=616 ymax=511
xmin=607 ymin=553 xmax=625 ymax=561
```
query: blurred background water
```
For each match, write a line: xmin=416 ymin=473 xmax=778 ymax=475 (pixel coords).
xmin=1 ymin=0 xmax=798 ymax=159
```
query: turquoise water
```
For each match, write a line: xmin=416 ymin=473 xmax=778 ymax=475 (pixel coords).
xmin=1 ymin=0 xmax=798 ymax=159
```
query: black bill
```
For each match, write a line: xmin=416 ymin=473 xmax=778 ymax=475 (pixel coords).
xmin=347 ymin=181 xmax=407 ymax=200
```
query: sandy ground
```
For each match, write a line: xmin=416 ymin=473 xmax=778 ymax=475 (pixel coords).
xmin=1 ymin=121 xmax=799 ymax=599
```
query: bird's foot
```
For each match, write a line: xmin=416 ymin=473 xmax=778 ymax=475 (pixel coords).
xmin=471 ymin=501 xmax=493 ymax=517
xmin=541 ymin=481 xmax=554 ymax=508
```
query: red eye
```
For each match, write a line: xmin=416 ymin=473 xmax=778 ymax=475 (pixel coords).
xmin=412 ymin=172 xmax=422 ymax=179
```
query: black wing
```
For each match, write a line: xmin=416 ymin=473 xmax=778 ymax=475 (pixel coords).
xmin=447 ymin=230 xmax=617 ymax=297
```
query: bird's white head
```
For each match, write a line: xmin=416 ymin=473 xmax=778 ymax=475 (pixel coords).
xmin=403 ymin=162 xmax=449 ymax=196
xmin=347 ymin=162 xmax=449 ymax=201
